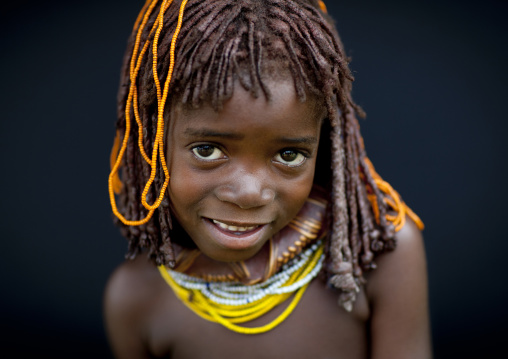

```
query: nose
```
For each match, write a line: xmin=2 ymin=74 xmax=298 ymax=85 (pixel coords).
xmin=215 ymin=170 xmax=275 ymax=209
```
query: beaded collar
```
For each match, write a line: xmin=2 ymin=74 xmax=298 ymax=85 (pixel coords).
xmin=159 ymin=240 xmax=324 ymax=334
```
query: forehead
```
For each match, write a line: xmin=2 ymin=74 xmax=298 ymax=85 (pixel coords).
xmin=172 ymin=80 xmax=324 ymax=136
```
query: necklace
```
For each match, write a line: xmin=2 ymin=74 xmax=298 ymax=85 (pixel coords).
xmin=158 ymin=240 xmax=324 ymax=334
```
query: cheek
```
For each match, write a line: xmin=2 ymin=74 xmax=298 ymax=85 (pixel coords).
xmin=279 ymin=160 xmax=317 ymax=213
xmin=167 ymin=152 xmax=221 ymax=217
xmin=167 ymin=158 xmax=205 ymax=215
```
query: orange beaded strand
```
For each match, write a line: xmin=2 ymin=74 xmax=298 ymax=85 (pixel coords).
xmin=140 ymin=0 xmax=189 ymax=212
xmin=131 ymin=0 xmax=173 ymax=165
xmin=110 ymin=130 xmax=123 ymax=194
xmin=364 ymin=158 xmax=424 ymax=231
xmin=318 ymin=0 xmax=328 ymax=14
xmin=133 ymin=0 xmax=153 ymax=32
xmin=108 ymin=0 xmax=187 ymax=226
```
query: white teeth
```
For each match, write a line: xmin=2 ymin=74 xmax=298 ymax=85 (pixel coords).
xmin=212 ymin=220 xmax=257 ymax=232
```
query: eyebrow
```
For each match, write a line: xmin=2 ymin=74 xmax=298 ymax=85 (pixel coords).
xmin=184 ymin=128 xmax=244 ymax=140
xmin=184 ymin=128 xmax=318 ymax=145
xmin=275 ymin=136 xmax=318 ymax=145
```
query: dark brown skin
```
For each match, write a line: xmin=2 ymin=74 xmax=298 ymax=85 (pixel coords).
xmin=104 ymin=219 xmax=429 ymax=359
xmin=164 ymin=80 xmax=322 ymax=263
xmin=104 ymin=82 xmax=431 ymax=358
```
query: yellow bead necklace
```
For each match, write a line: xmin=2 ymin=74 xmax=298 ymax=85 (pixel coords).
xmin=158 ymin=241 xmax=324 ymax=334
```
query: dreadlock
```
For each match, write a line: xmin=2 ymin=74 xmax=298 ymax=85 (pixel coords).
xmin=109 ymin=0 xmax=423 ymax=310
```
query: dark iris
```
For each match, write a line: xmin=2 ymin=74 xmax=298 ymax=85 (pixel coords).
xmin=196 ymin=145 xmax=215 ymax=157
xmin=280 ymin=150 xmax=298 ymax=162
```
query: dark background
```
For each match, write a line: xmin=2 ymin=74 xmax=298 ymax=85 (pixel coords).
xmin=1 ymin=0 xmax=506 ymax=357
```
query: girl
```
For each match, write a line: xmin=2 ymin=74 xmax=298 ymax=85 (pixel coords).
xmin=105 ymin=0 xmax=431 ymax=357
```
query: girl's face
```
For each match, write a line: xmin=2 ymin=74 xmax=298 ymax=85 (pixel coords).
xmin=166 ymin=80 xmax=323 ymax=262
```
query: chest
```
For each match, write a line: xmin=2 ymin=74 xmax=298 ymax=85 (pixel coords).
xmin=146 ymin=279 xmax=370 ymax=359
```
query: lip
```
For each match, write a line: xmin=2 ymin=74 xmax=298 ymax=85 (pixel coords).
xmin=203 ymin=217 xmax=271 ymax=251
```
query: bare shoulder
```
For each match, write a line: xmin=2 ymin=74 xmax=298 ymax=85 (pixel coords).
xmin=105 ymin=254 xmax=162 ymax=309
xmin=104 ymin=254 xmax=163 ymax=358
xmin=366 ymin=218 xmax=425 ymax=297
xmin=365 ymin=218 xmax=432 ymax=359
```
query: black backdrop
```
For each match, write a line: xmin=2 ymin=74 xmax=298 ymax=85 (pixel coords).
xmin=1 ymin=0 xmax=506 ymax=357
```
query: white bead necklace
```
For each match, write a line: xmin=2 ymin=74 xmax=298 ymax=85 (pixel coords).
xmin=165 ymin=240 xmax=324 ymax=306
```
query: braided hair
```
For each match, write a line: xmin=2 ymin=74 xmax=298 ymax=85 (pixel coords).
xmin=109 ymin=0 xmax=423 ymax=310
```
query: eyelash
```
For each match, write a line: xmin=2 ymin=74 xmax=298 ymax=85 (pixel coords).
xmin=273 ymin=149 xmax=308 ymax=167
xmin=191 ymin=145 xmax=225 ymax=161
xmin=190 ymin=145 xmax=309 ymax=167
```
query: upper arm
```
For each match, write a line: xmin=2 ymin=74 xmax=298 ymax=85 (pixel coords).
xmin=366 ymin=219 xmax=432 ymax=359
xmin=104 ymin=261 xmax=152 ymax=359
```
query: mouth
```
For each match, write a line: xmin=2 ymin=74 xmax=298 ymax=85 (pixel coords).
xmin=210 ymin=219 xmax=261 ymax=235
xmin=202 ymin=217 xmax=271 ymax=252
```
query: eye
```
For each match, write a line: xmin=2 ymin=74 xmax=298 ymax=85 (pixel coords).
xmin=191 ymin=145 xmax=225 ymax=160
xmin=273 ymin=150 xmax=307 ymax=167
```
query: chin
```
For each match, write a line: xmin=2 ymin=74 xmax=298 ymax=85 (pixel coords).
xmin=203 ymin=246 xmax=261 ymax=263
